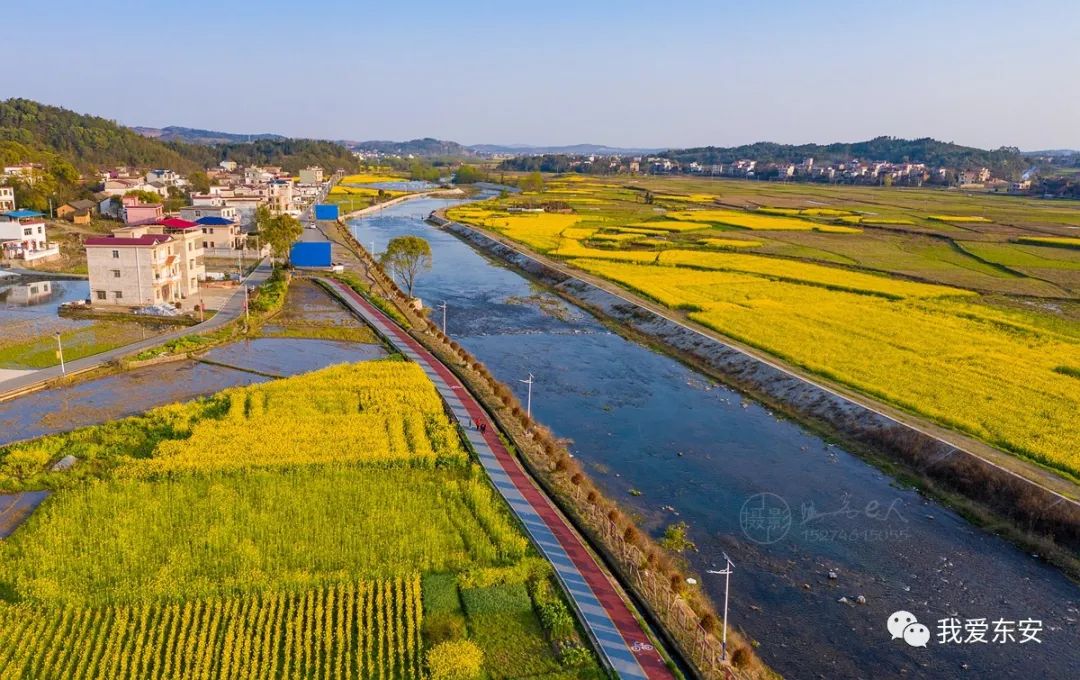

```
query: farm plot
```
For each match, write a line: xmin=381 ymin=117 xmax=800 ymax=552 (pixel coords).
xmin=0 ymin=361 xmax=602 ymax=680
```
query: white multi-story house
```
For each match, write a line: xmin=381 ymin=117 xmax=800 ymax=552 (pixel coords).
xmin=85 ymin=232 xmax=196 ymax=307
xmin=145 ymin=169 xmax=181 ymax=185
xmin=0 ymin=209 xmax=60 ymax=263
xmin=267 ymin=179 xmax=295 ymax=214
xmin=0 ymin=186 xmax=14 ymax=212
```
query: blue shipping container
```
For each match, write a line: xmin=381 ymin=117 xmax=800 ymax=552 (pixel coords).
xmin=314 ymin=204 xmax=339 ymax=221
xmin=290 ymin=242 xmax=332 ymax=267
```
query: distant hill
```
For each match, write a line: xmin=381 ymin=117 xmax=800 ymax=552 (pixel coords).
xmin=341 ymin=137 xmax=475 ymax=157
xmin=133 ymin=125 xmax=285 ymax=145
xmin=470 ymin=143 xmax=664 ymax=156
xmin=662 ymin=136 xmax=1028 ymax=178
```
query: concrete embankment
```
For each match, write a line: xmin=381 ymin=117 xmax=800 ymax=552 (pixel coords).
xmin=338 ymin=189 xmax=463 ymax=221
xmin=434 ymin=216 xmax=1080 ymax=555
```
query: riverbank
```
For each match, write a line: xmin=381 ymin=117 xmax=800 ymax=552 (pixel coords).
xmin=434 ymin=215 xmax=1080 ymax=575
xmin=327 ymin=226 xmax=775 ymax=680
xmin=337 ymin=188 xmax=464 ymax=221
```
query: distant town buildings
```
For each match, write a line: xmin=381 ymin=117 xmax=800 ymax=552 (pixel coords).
xmin=0 ymin=187 xmax=14 ymax=212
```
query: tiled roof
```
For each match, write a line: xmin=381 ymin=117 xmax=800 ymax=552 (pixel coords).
xmin=195 ymin=216 xmax=236 ymax=226
xmin=84 ymin=235 xmax=171 ymax=247
xmin=157 ymin=217 xmax=199 ymax=229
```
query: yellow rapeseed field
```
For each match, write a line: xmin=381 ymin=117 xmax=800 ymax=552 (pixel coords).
xmin=446 ymin=208 xmax=585 ymax=252
xmin=571 ymin=259 xmax=1080 ymax=476
xmin=927 ymin=215 xmax=991 ymax=223
xmin=129 ymin=362 xmax=467 ymax=475
xmin=666 ymin=209 xmax=830 ymax=231
xmin=340 ymin=173 xmax=408 ymax=184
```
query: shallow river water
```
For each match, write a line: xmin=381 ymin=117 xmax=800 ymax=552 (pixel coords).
xmin=351 ymin=196 xmax=1080 ymax=679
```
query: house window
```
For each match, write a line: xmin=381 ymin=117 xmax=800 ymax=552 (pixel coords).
xmin=202 ymin=241 xmax=208 ymax=248
xmin=95 ymin=290 xmax=106 ymax=300
xmin=37 ymin=226 xmax=43 ymax=233
xmin=23 ymin=228 xmax=32 ymax=236
xmin=111 ymin=269 xmax=120 ymax=278
xmin=112 ymin=250 xmax=119 ymax=258
xmin=114 ymin=291 xmax=123 ymax=299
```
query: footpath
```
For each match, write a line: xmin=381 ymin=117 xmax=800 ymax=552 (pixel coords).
xmin=318 ymin=277 xmax=675 ymax=680
xmin=0 ymin=259 xmax=273 ymax=401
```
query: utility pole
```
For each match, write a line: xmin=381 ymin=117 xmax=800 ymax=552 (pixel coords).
xmin=55 ymin=332 xmax=66 ymax=375
xmin=243 ymin=284 xmax=250 ymax=330
xmin=519 ymin=373 xmax=534 ymax=417
xmin=438 ymin=301 xmax=447 ymax=335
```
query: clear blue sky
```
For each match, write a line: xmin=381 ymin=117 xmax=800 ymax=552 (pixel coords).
xmin=4 ymin=0 xmax=1078 ymax=150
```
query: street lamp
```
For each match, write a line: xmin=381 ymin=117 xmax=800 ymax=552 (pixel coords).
xmin=707 ymin=553 xmax=735 ymax=661
xmin=519 ymin=373 xmax=534 ymax=417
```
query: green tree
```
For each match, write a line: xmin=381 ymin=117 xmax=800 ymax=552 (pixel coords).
xmin=381 ymin=235 xmax=432 ymax=297
xmin=521 ymin=171 xmax=544 ymax=193
xmin=659 ymin=521 xmax=696 ymax=553
xmin=188 ymin=171 xmax=211 ymax=194
xmin=124 ymin=189 xmax=162 ymax=205
xmin=452 ymin=165 xmax=484 ymax=185
xmin=256 ymin=207 xmax=303 ymax=260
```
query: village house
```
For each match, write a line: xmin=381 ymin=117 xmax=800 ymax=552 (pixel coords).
xmin=86 ymin=219 xmax=205 ymax=308
xmin=101 ymin=178 xmax=165 ymax=197
xmin=196 ymin=217 xmax=246 ymax=254
xmin=145 ymin=169 xmax=182 ymax=185
xmin=0 ymin=187 xmax=14 ymax=212
xmin=2 ymin=164 xmax=42 ymax=184
xmin=298 ymin=166 xmax=324 ymax=184
xmin=267 ymin=179 xmax=295 ymax=214
xmin=121 ymin=196 xmax=165 ymax=225
xmin=179 ymin=204 xmax=239 ymax=223
xmin=56 ymin=199 xmax=97 ymax=224
xmin=86 ymin=234 xmax=179 ymax=306
xmin=0 ymin=209 xmax=60 ymax=264
xmin=111 ymin=219 xmax=205 ymax=298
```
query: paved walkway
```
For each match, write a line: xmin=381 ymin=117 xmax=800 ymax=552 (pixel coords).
xmin=0 ymin=259 xmax=273 ymax=400
xmin=319 ymin=277 xmax=675 ymax=680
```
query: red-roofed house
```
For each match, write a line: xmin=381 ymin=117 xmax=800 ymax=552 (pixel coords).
xmin=85 ymin=233 xmax=189 ymax=306
xmin=121 ymin=196 xmax=164 ymax=225
xmin=107 ymin=220 xmax=205 ymax=300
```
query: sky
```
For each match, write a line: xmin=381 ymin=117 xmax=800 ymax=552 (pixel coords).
xmin=3 ymin=0 xmax=1079 ymax=150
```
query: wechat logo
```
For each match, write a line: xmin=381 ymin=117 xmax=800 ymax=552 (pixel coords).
xmin=888 ymin=610 xmax=930 ymax=648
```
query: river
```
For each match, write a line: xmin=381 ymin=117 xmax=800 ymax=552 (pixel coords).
xmin=350 ymin=195 xmax=1080 ymax=679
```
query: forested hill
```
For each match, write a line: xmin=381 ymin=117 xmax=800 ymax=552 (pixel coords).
xmin=0 ymin=98 xmax=359 ymax=175
xmin=172 ymin=138 xmax=359 ymax=174
xmin=662 ymin=137 xmax=1027 ymax=176
xmin=0 ymin=98 xmax=200 ymax=172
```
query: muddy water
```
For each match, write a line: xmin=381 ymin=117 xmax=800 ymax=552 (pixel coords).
xmin=350 ymin=197 xmax=1080 ymax=679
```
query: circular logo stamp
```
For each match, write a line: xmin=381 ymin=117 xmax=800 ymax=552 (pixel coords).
xmin=740 ymin=492 xmax=791 ymax=544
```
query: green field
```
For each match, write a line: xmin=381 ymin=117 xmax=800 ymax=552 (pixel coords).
xmin=0 ymin=362 xmax=601 ymax=680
